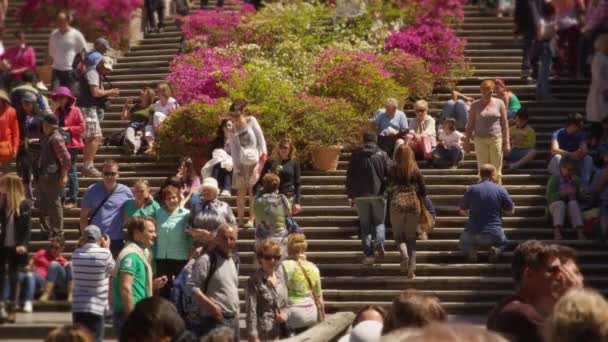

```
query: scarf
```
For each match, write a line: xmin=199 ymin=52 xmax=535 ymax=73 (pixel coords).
xmin=113 ymin=242 xmax=154 ymax=297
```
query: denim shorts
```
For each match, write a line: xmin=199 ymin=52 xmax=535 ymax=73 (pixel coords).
xmin=505 ymin=148 xmax=531 ymax=163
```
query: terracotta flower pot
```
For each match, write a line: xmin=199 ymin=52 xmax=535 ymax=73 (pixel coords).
xmin=311 ymin=145 xmax=343 ymax=171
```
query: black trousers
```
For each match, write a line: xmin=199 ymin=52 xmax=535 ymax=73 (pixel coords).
xmin=155 ymin=259 xmax=187 ymax=299
xmin=0 ymin=247 xmax=28 ymax=305
xmin=145 ymin=0 xmax=165 ymax=30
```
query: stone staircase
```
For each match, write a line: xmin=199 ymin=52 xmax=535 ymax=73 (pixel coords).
xmin=2 ymin=3 xmax=607 ymax=340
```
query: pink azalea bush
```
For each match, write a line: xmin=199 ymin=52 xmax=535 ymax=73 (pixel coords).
xmin=310 ymin=48 xmax=408 ymax=114
xmin=385 ymin=16 xmax=467 ymax=80
xmin=180 ymin=3 xmax=255 ymax=47
xmin=17 ymin=0 xmax=143 ymax=46
xmin=166 ymin=48 xmax=244 ymax=105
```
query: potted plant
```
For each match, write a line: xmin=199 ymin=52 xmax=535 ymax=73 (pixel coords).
xmin=291 ymin=95 xmax=365 ymax=171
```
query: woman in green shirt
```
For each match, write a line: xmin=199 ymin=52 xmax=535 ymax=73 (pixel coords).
xmin=123 ymin=179 xmax=160 ymax=221
xmin=122 ymin=87 xmax=155 ymax=155
xmin=495 ymin=79 xmax=521 ymax=120
xmin=153 ymin=185 xmax=191 ymax=298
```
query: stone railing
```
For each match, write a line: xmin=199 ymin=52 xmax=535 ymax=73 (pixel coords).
xmin=281 ymin=312 xmax=355 ymax=342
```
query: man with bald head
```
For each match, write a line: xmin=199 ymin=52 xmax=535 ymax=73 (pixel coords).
xmin=48 ymin=12 xmax=88 ymax=92
xmin=187 ymin=224 xmax=240 ymax=339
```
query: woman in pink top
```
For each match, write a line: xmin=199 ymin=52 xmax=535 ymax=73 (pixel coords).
xmin=0 ymin=30 xmax=36 ymax=88
xmin=33 ymin=237 xmax=72 ymax=302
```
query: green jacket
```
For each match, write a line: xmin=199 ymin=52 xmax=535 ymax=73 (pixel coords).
xmin=546 ymin=175 xmax=581 ymax=204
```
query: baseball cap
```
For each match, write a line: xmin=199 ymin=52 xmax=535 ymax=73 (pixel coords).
xmin=94 ymin=38 xmax=111 ymax=51
xmin=42 ymin=113 xmax=59 ymax=127
xmin=83 ymin=225 xmax=102 ymax=243
xmin=101 ymin=55 xmax=114 ymax=71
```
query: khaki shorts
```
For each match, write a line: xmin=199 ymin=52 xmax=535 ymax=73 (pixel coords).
xmin=232 ymin=163 xmax=259 ymax=190
xmin=82 ymin=107 xmax=103 ymax=139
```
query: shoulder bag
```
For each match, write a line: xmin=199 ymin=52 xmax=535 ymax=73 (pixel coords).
xmin=88 ymin=185 xmax=117 ymax=225
xmin=296 ymin=260 xmax=325 ymax=322
xmin=392 ymin=185 xmax=421 ymax=214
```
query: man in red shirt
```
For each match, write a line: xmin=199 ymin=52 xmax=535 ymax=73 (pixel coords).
xmin=33 ymin=237 xmax=72 ymax=302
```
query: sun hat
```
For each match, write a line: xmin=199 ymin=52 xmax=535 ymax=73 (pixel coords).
xmin=201 ymin=177 xmax=220 ymax=195
xmin=83 ymin=225 xmax=102 ymax=243
xmin=0 ymin=90 xmax=9 ymax=103
xmin=101 ymin=55 xmax=114 ymax=71
xmin=49 ymin=86 xmax=76 ymax=102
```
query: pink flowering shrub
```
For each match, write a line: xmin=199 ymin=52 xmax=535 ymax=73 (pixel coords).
xmin=166 ymin=48 xmax=244 ymax=105
xmin=385 ymin=16 xmax=467 ymax=82
xmin=180 ymin=3 xmax=255 ymax=47
xmin=17 ymin=0 xmax=143 ymax=46
xmin=310 ymin=49 xmax=408 ymax=115
xmin=381 ymin=50 xmax=435 ymax=99
xmin=405 ymin=0 xmax=467 ymax=24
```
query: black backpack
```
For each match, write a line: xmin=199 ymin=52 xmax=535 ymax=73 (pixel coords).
xmin=104 ymin=129 xmax=126 ymax=147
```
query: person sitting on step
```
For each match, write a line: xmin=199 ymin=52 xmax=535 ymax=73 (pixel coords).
xmin=121 ymin=87 xmax=155 ymax=155
xmin=396 ymin=100 xmax=437 ymax=161
xmin=458 ymin=164 xmax=513 ymax=263
xmin=504 ymin=108 xmax=537 ymax=172
xmin=546 ymin=157 xmax=586 ymax=241
xmin=371 ymin=97 xmax=409 ymax=156
xmin=431 ymin=118 xmax=464 ymax=168
xmin=34 ymin=237 xmax=72 ymax=302
xmin=202 ymin=119 xmax=233 ymax=197
xmin=547 ymin=112 xmax=595 ymax=189
xmin=439 ymin=90 xmax=473 ymax=132
xmin=494 ymin=79 xmax=522 ymax=120
xmin=175 ymin=157 xmax=201 ymax=199
xmin=144 ymin=82 xmax=179 ymax=155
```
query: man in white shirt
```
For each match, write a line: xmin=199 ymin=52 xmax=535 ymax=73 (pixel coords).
xmin=71 ymin=225 xmax=114 ymax=342
xmin=47 ymin=12 xmax=88 ymax=92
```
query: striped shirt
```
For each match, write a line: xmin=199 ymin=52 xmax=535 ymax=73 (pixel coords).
xmin=71 ymin=243 xmax=115 ymax=316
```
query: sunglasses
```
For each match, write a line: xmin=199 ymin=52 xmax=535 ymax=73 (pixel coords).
xmin=103 ymin=171 xmax=117 ymax=177
xmin=261 ymin=254 xmax=281 ymax=261
xmin=414 ymin=108 xmax=426 ymax=113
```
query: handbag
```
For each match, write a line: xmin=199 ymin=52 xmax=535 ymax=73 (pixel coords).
xmin=419 ymin=197 xmax=434 ymax=234
xmin=392 ymin=186 xmax=421 ymax=213
xmin=239 ymin=144 xmax=259 ymax=166
xmin=281 ymin=195 xmax=302 ymax=234
xmin=296 ymin=260 xmax=325 ymax=322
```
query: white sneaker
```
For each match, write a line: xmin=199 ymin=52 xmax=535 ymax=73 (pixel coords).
xmin=220 ymin=190 xmax=231 ymax=197
xmin=23 ymin=301 xmax=33 ymax=313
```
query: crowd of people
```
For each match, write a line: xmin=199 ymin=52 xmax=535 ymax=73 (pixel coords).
xmin=0 ymin=0 xmax=603 ymax=341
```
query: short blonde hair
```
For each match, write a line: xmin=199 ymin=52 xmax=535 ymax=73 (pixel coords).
xmin=133 ymin=179 xmax=150 ymax=190
xmin=157 ymin=82 xmax=173 ymax=98
xmin=414 ymin=100 xmax=428 ymax=110
xmin=480 ymin=79 xmax=495 ymax=91
xmin=287 ymin=233 xmax=308 ymax=256
xmin=546 ymin=288 xmax=608 ymax=342
xmin=255 ymin=239 xmax=281 ymax=259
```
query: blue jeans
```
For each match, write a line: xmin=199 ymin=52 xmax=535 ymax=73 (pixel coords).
xmin=440 ymin=99 xmax=468 ymax=131
xmin=354 ymin=196 xmax=387 ymax=257
xmin=45 ymin=261 xmax=72 ymax=287
xmin=459 ymin=231 xmax=508 ymax=255
xmin=3 ymin=272 xmax=36 ymax=302
xmin=505 ymin=148 xmax=531 ymax=164
xmin=212 ymin=164 xmax=232 ymax=192
xmin=535 ymin=40 xmax=553 ymax=98
xmin=113 ymin=312 xmax=126 ymax=340
xmin=73 ymin=312 xmax=104 ymax=342
xmin=187 ymin=316 xmax=240 ymax=340
xmin=63 ymin=149 xmax=79 ymax=203
xmin=110 ymin=240 xmax=125 ymax=259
